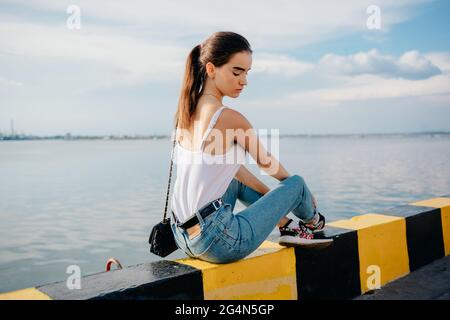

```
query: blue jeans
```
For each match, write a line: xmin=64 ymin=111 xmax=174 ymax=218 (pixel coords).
xmin=171 ymin=174 xmax=316 ymax=264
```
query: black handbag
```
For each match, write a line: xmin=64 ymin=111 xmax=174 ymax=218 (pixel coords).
xmin=149 ymin=125 xmax=179 ymax=257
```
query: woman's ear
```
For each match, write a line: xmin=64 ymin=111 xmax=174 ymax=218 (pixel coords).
xmin=205 ymin=62 xmax=216 ymax=79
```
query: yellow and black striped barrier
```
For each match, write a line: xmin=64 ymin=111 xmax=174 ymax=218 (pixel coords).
xmin=1 ymin=195 xmax=449 ymax=300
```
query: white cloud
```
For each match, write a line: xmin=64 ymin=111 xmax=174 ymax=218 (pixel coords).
xmin=0 ymin=21 xmax=315 ymax=89
xmin=252 ymin=53 xmax=314 ymax=77
xmin=2 ymin=0 xmax=434 ymax=49
xmin=0 ymin=0 xmax=437 ymax=89
xmin=0 ymin=21 xmax=187 ymax=86
xmin=289 ymin=74 xmax=450 ymax=104
xmin=319 ymin=49 xmax=441 ymax=80
xmin=241 ymin=51 xmax=450 ymax=109
xmin=0 ymin=76 xmax=23 ymax=87
xmin=425 ymin=52 xmax=450 ymax=72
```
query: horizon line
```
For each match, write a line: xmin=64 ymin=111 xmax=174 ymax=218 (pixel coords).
xmin=1 ymin=130 xmax=450 ymax=140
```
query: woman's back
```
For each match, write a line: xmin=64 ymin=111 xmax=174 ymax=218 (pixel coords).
xmin=171 ymin=105 xmax=246 ymax=223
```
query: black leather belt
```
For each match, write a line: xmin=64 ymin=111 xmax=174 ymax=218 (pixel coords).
xmin=176 ymin=198 xmax=224 ymax=230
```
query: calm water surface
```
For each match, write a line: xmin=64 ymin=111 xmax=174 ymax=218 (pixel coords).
xmin=1 ymin=135 xmax=449 ymax=292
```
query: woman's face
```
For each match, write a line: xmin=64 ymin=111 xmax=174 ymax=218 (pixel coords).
xmin=207 ymin=51 xmax=252 ymax=98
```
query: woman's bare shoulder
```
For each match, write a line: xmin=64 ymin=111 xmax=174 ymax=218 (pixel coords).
xmin=221 ymin=106 xmax=252 ymax=129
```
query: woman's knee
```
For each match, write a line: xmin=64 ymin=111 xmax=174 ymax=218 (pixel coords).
xmin=285 ymin=174 xmax=305 ymax=186
xmin=283 ymin=174 xmax=306 ymax=197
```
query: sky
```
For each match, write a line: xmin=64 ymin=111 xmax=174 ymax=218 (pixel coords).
xmin=1 ymin=0 xmax=449 ymax=135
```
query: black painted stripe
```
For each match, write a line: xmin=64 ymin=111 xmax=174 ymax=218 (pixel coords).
xmin=378 ymin=205 xmax=445 ymax=271
xmin=37 ymin=260 xmax=203 ymax=300
xmin=294 ymin=225 xmax=361 ymax=300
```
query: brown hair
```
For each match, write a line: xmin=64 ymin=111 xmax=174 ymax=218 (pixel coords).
xmin=174 ymin=31 xmax=252 ymax=130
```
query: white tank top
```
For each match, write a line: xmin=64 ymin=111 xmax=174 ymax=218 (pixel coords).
xmin=170 ymin=106 xmax=246 ymax=223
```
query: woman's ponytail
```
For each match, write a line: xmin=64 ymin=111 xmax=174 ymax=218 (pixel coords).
xmin=174 ymin=44 xmax=204 ymax=130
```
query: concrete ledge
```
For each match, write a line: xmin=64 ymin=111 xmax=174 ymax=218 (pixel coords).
xmin=1 ymin=194 xmax=449 ymax=300
xmin=376 ymin=204 xmax=445 ymax=271
xmin=294 ymin=225 xmax=361 ymax=299
xmin=329 ymin=214 xmax=410 ymax=294
xmin=0 ymin=288 xmax=51 ymax=300
xmin=177 ymin=241 xmax=297 ymax=300
xmin=1 ymin=260 xmax=203 ymax=300
xmin=410 ymin=197 xmax=450 ymax=256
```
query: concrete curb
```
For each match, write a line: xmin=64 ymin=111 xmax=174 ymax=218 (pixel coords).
xmin=1 ymin=195 xmax=449 ymax=300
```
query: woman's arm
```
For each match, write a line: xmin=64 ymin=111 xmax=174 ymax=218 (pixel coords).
xmin=226 ymin=110 xmax=319 ymax=210
xmin=223 ymin=109 xmax=291 ymax=181
xmin=235 ymin=165 xmax=270 ymax=195
xmin=236 ymin=165 xmax=319 ymax=208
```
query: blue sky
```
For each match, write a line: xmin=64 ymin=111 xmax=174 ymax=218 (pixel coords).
xmin=1 ymin=0 xmax=449 ymax=135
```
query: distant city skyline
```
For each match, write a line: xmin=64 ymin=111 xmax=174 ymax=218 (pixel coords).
xmin=1 ymin=0 xmax=450 ymax=135
xmin=1 ymin=116 xmax=449 ymax=141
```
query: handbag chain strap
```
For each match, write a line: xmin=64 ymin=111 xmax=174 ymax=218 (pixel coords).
xmin=163 ymin=122 xmax=178 ymax=222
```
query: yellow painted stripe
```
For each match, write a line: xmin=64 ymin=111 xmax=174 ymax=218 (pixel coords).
xmin=0 ymin=287 xmax=52 ymax=300
xmin=177 ymin=240 xmax=297 ymax=300
xmin=329 ymin=214 xmax=410 ymax=294
xmin=411 ymin=197 xmax=450 ymax=256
